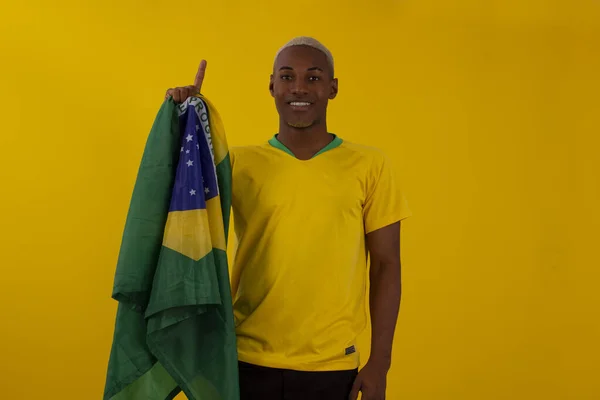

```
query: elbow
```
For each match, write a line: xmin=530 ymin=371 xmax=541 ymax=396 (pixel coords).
xmin=370 ymin=258 xmax=401 ymax=285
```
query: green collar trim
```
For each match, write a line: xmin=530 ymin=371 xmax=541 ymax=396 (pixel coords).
xmin=268 ymin=134 xmax=343 ymax=159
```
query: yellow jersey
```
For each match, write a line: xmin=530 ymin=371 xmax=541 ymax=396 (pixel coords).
xmin=229 ymin=134 xmax=411 ymax=371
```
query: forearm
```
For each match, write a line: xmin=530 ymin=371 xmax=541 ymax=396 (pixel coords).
xmin=368 ymin=260 xmax=401 ymax=369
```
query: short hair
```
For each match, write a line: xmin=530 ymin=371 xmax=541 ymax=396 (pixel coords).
xmin=274 ymin=36 xmax=335 ymax=77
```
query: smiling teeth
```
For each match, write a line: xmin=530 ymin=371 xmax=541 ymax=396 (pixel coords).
xmin=290 ymin=102 xmax=311 ymax=106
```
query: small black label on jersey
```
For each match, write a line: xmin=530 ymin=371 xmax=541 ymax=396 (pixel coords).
xmin=345 ymin=345 xmax=356 ymax=355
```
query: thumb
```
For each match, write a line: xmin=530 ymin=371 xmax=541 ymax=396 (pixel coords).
xmin=349 ymin=375 xmax=362 ymax=400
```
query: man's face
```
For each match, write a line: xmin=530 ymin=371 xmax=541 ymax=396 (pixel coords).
xmin=270 ymin=45 xmax=338 ymax=129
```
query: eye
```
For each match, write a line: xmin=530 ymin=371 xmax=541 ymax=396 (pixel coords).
xmin=280 ymin=75 xmax=292 ymax=80
xmin=309 ymin=76 xmax=320 ymax=81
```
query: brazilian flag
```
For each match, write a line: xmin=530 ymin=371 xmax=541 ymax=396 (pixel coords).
xmin=103 ymin=95 xmax=239 ymax=400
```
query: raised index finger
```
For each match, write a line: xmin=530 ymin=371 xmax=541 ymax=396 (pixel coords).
xmin=193 ymin=60 xmax=207 ymax=90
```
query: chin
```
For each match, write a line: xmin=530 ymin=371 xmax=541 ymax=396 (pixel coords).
xmin=288 ymin=123 xmax=312 ymax=129
xmin=287 ymin=120 xmax=316 ymax=129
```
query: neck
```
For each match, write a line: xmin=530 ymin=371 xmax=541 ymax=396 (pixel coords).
xmin=277 ymin=120 xmax=333 ymax=160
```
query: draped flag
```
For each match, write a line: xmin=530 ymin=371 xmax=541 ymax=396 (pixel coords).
xmin=103 ymin=95 xmax=239 ymax=400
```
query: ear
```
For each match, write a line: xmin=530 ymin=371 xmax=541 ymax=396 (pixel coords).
xmin=329 ymin=77 xmax=338 ymax=100
xmin=269 ymin=74 xmax=275 ymax=97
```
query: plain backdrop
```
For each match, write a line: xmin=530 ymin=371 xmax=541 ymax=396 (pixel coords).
xmin=0 ymin=0 xmax=599 ymax=399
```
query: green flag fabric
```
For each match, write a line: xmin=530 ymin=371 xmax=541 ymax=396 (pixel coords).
xmin=103 ymin=96 xmax=239 ymax=400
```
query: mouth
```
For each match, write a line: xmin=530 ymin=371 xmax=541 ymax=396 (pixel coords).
xmin=288 ymin=101 xmax=313 ymax=106
xmin=287 ymin=101 xmax=313 ymax=111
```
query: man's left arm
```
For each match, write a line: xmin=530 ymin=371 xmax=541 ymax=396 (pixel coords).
xmin=350 ymin=221 xmax=402 ymax=400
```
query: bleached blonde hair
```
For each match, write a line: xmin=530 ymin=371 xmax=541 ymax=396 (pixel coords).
xmin=274 ymin=36 xmax=335 ymax=77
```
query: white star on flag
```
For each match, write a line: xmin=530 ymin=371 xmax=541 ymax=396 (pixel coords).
xmin=196 ymin=125 xmax=200 ymax=131
xmin=189 ymin=189 xmax=196 ymax=196
xmin=180 ymin=147 xmax=184 ymax=152
xmin=204 ymin=187 xmax=210 ymax=194
xmin=186 ymin=149 xmax=190 ymax=154
xmin=186 ymin=134 xmax=193 ymax=142
xmin=196 ymin=144 xmax=200 ymax=149
xmin=186 ymin=160 xmax=194 ymax=167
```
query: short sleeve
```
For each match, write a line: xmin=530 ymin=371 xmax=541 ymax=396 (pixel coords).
xmin=363 ymin=152 xmax=411 ymax=234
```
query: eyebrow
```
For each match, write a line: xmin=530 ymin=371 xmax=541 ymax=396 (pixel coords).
xmin=279 ymin=66 xmax=324 ymax=72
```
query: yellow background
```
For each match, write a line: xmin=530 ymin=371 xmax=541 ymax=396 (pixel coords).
xmin=1 ymin=0 xmax=598 ymax=399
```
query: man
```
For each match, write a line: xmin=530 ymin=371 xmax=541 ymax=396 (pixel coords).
xmin=165 ymin=36 xmax=411 ymax=400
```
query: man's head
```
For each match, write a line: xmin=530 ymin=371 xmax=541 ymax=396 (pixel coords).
xmin=270 ymin=36 xmax=338 ymax=130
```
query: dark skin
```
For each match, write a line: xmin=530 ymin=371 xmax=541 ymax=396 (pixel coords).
xmin=166 ymin=52 xmax=403 ymax=400
xmin=269 ymin=45 xmax=338 ymax=160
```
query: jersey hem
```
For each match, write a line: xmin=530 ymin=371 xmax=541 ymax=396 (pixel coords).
xmin=237 ymin=351 xmax=360 ymax=372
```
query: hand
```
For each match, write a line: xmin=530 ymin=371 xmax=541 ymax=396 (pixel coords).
xmin=164 ymin=60 xmax=207 ymax=103
xmin=349 ymin=360 xmax=389 ymax=400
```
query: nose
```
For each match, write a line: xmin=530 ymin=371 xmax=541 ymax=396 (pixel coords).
xmin=291 ymin=79 xmax=309 ymax=96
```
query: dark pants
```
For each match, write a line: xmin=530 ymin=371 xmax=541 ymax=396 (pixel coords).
xmin=238 ymin=361 xmax=358 ymax=400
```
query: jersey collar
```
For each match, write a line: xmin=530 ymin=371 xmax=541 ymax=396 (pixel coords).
xmin=268 ymin=134 xmax=343 ymax=159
